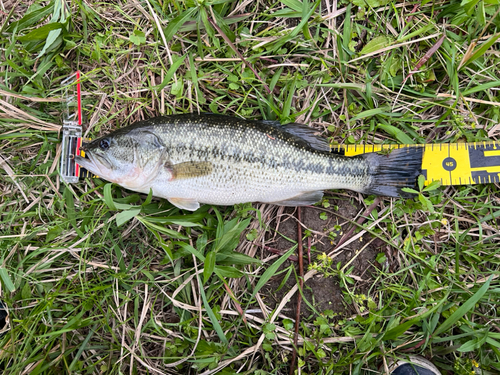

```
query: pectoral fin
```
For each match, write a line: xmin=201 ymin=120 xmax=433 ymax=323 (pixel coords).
xmin=166 ymin=161 xmax=213 ymax=180
xmin=269 ymin=191 xmax=324 ymax=206
xmin=168 ymin=197 xmax=201 ymax=211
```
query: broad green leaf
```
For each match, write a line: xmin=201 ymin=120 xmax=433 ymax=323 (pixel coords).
xmin=271 ymin=8 xmax=301 ymax=17
xmin=116 ymin=208 xmax=141 ymax=227
xmin=103 ymin=184 xmax=116 ymax=210
xmin=376 ymin=124 xmax=415 ymax=144
xmin=38 ymin=28 xmax=62 ymax=57
xmin=282 ymin=79 xmax=296 ymax=120
xmin=250 ymin=245 xmax=297 ymax=301
xmin=462 ymin=80 xmax=500 ymax=96
xmin=486 ymin=337 xmax=500 ymax=349
xmin=418 ymin=175 xmax=425 ymax=191
xmin=6 ymin=2 xmax=54 ymax=32
xmin=280 ymin=0 xmax=303 ymax=12
xmin=480 ymin=209 xmax=500 ymax=222
xmin=197 ymin=273 xmax=228 ymax=345
xmin=423 ymin=180 xmax=442 ymax=192
xmin=21 ymin=281 xmax=32 ymax=299
xmin=350 ymin=107 xmax=392 ymax=121
xmin=171 ymin=80 xmax=183 ymax=97
xmin=401 ymin=187 xmax=419 ymax=194
xmin=462 ymin=0 xmax=480 ymax=15
xmin=18 ymin=23 xmax=63 ymax=42
xmin=129 ymin=29 xmax=146 ymax=45
xmin=457 ymin=334 xmax=487 ymax=352
xmin=114 ymin=202 xmax=135 ymax=210
xmin=215 ymin=218 xmax=251 ymax=253
xmin=434 ymin=276 xmax=492 ymax=336
xmin=46 ymin=226 xmax=63 ymax=243
xmin=342 ymin=4 xmax=352 ymax=54
xmin=216 ymin=252 xmax=261 ymax=265
xmin=203 ymin=251 xmax=216 ymax=284
xmin=383 ymin=293 xmax=449 ymax=340
xmin=175 ymin=241 xmax=205 ymax=261
xmin=164 ymin=7 xmax=197 ymax=42
xmin=477 ymin=0 xmax=485 ymax=25
xmin=360 ymin=36 xmax=392 ymax=55
xmin=214 ymin=266 xmax=244 ymax=278
xmin=153 ymin=54 xmax=186 ymax=91
xmin=142 ymin=189 xmax=153 ymax=206
xmin=419 ymin=194 xmax=434 ymax=213
xmin=0 ymin=268 xmax=15 ymax=292
xmin=138 ymin=219 xmax=189 ymax=239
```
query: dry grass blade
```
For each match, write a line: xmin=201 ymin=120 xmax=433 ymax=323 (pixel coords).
xmin=0 ymin=98 xmax=60 ymax=131
xmin=0 ymin=153 xmax=29 ymax=203
xmin=0 ymin=89 xmax=63 ymax=102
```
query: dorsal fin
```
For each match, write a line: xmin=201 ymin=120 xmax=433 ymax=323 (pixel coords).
xmin=259 ymin=120 xmax=281 ymax=127
xmin=258 ymin=120 xmax=331 ymax=152
xmin=281 ymin=123 xmax=331 ymax=152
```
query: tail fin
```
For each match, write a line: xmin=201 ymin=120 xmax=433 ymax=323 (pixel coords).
xmin=361 ymin=147 xmax=423 ymax=198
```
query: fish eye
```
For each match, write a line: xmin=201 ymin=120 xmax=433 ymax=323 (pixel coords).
xmin=99 ymin=138 xmax=111 ymax=151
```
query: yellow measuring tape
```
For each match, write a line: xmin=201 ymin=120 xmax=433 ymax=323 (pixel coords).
xmin=332 ymin=141 xmax=500 ymax=186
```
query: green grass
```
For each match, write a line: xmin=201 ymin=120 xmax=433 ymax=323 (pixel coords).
xmin=1 ymin=0 xmax=500 ymax=374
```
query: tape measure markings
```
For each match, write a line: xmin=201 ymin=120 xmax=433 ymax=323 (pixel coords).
xmin=333 ymin=141 xmax=500 ymax=186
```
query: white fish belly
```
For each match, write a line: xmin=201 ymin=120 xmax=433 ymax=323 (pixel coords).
xmin=151 ymin=157 xmax=369 ymax=206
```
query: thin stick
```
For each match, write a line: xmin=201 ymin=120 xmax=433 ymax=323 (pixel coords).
xmin=289 ymin=207 xmax=304 ymax=375
xmin=262 ymin=245 xmax=298 ymax=262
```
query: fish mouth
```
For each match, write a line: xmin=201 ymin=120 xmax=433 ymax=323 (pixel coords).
xmin=75 ymin=152 xmax=111 ymax=177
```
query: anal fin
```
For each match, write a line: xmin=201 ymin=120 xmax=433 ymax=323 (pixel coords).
xmin=269 ymin=191 xmax=323 ymax=206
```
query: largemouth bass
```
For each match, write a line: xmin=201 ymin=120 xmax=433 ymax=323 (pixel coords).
xmin=75 ymin=114 xmax=422 ymax=211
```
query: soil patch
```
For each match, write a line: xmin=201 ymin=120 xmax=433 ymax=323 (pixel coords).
xmin=262 ymin=197 xmax=381 ymax=320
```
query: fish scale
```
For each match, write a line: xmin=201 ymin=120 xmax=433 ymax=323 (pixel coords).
xmin=76 ymin=114 xmax=422 ymax=211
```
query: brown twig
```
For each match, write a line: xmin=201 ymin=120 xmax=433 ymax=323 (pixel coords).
xmin=207 ymin=17 xmax=272 ymax=95
xmin=333 ymin=197 xmax=381 ymax=251
xmin=401 ymin=335 xmax=431 ymax=352
xmin=224 ymin=283 xmax=247 ymax=324
xmin=289 ymin=207 xmax=304 ymax=375
xmin=260 ymin=245 xmax=298 ymax=262
xmin=405 ymin=4 xmax=420 ymax=23
xmin=403 ymin=33 xmax=445 ymax=86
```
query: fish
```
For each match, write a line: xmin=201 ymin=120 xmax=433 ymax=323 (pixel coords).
xmin=75 ymin=113 xmax=423 ymax=211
